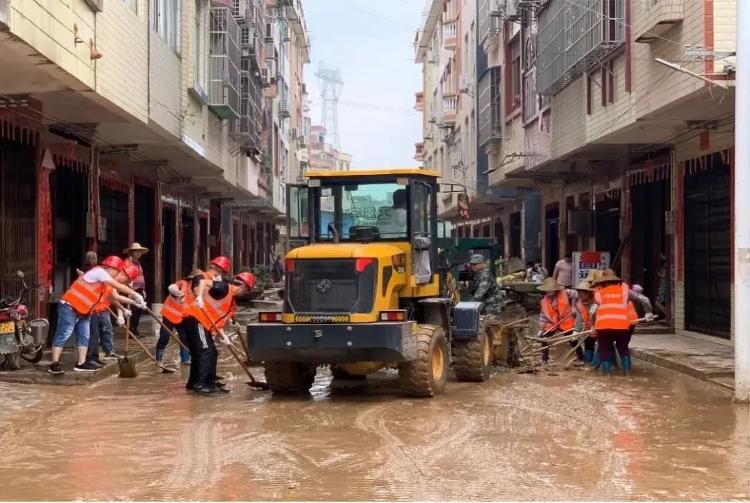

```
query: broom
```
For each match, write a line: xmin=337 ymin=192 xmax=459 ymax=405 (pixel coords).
xmin=117 ymin=309 xmax=137 ymax=378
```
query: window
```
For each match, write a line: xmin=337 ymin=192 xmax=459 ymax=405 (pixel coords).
xmin=288 ymin=186 xmax=309 ymax=239
xmin=152 ymin=0 xmax=180 ymax=51
xmin=510 ymin=36 xmax=521 ymax=112
xmin=317 ymin=183 xmax=410 ymax=241
xmin=411 ymin=182 xmax=432 ymax=236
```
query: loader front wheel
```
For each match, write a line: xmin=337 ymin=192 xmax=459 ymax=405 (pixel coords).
xmin=398 ymin=324 xmax=448 ymax=397
xmin=263 ymin=362 xmax=317 ymax=394
xmin=452 ymin=318 xmax=493 ymax=382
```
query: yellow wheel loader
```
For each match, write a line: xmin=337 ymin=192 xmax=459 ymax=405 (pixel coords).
xmin=247 ymin=169 xmax=493 ymax=397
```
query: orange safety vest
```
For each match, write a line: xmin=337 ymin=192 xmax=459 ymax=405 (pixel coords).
xmin=62 ymin=273 xmax=109 ymax=316
xmin=540 ymin=291 xmax=575 ymax=332
xmin=92 ymin=285 xmax=115 ymax=314
xmin=576 ymin=300 xmax=592 ymax=331
xmin=594 ymin=283 xmax=631 ymax=330
xmin=185 ymin=285 xmax=237 ymax=331
xmin=160 ymin=280 xmax=194 ymax=325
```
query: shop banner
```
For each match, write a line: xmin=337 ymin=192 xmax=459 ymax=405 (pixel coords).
xmin=572 ymin=251 xmax=610 ymax=283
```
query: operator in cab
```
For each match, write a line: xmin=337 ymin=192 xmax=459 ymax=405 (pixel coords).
xmin=467 ymin=254 xmax=503 ymax=316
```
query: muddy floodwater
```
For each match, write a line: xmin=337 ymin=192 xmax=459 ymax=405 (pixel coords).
xmin=0 ymin=358 xmax=748 ymax=501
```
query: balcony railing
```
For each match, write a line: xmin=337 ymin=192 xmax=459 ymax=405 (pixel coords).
xmin=235 ymin=57 xmax=263 ymax=151
xmin=414 ymin=92 xmax=424 ymax=111
xmin=441 ymin=95 xmax=458 ymax=125
xmin=537 ymin=0 xmax=625 ymax=95
xmin=442 ymin=20 xmax=458 ymax=50
xmin=209 ymin=7 xmax=241 ymax=119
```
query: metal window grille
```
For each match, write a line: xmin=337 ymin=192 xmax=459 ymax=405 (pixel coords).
xmin=537 ymin=0 xmax=625 ymax=95
xmin=208 ymin=7 xmax=241 ymax=119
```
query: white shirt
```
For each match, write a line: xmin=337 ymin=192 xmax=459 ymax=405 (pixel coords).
xmin=553 ymin=259 xmax=573 ymax=287
xmin=83 ymin=266 xmax=112 ymax=283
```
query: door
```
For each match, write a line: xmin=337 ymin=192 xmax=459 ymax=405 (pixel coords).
xmin=545 ymin=205 xmax=560 ymax=269
xmin=161 ymin=206 xmax=177 ymax=296
xmin=287 ymin=184 xmax=310 ymax=248
xmin=181 ymin=208 xmax=195 ymax=277
xmin=134 ymin=184 xmax=156 ymax=295
xmin=595 ymin=198 xmax=621 ymax=267
xmin=509 ymin=212 xmax=522 ymax=258
xmin=630 ymin=178 xmax=670 ymax=301
xmin=684 ymin=157 xmax=730 ymax=338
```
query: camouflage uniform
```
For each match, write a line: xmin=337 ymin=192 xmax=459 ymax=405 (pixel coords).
xmin=470 ymin=267 xmax=504 ymax=316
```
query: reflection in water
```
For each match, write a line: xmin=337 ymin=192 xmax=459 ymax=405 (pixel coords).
xmin=0 ymin=359 xmax=748 ymax=501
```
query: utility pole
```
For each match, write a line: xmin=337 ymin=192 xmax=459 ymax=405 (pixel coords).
xmin=734 ymin=0 xmax=750 ymax=403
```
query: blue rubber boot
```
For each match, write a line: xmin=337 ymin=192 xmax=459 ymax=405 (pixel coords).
xmin=155 ymin=348 xmax=165 ymax=364
xmin=180 ymin=347 xmax=192 ymax=365
xmin=601 ymin=360 xmax=613 ymax=375
xmin=591 ymin=351 xmax=601 ymax=368
xmin=621 ymin=356 xmax=632 ymax=375
xmin=583 ymin=350 xmax=594 ymax=364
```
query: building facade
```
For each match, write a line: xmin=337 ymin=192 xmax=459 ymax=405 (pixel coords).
xmin=0 ymin=0 xmax=310 ymax=317
xmin=417 ymin=0 xmax=737 ymax=342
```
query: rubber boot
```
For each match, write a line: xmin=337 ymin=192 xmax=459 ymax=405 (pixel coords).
xmin=621 ymin=356 xmax=632 ymax=375
xmin=591 ymin=351 xmax=601 ymax=368
xmin=584 ymin=350 xmax=594 ymax=364
xmin=155 ymin=348 xmax=165 ymax=364
xmin=601 ymin=360 xmax=613 ymax=375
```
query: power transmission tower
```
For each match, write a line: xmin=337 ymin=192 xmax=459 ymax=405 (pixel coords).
xmin=315 ymin=62 xmax=343 ymax=149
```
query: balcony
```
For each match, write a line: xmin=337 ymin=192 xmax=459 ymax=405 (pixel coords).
xmin=634 ymin=0 xmax=683 ymax=43
xmin=414 ymin=92 xmax=424 ymax=111
xmin=440 ymin=94 xmax=458 ymax=125
xmin=537 ymin=0 xmax=625 ymax=95
xmin=414 ymin=142 xmax=425 ymax=162
xmin=442 ymin=20 xmax=458 ymax=51
xmin=209 ymin=7 xmax=241 ymax=119
xmin=235 ymin=60 xmax=263 ymax=152
xmin=279 ymin=98 xmax=290 ymax=118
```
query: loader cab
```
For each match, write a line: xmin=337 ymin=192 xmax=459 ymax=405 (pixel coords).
xmin=288 ymin=169 xmax=439 ymax=246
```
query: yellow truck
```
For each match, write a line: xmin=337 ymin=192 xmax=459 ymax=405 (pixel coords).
xmin=247 ymin=168 xmax=493 ymax=397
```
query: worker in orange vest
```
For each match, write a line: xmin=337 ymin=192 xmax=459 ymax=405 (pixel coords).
xmin=574 ymin=280 xmax=597 ymax=365
xmin=155 ymin=269 xmax=205 ymax=365
xmin=49 ymin=256 xmax=144 ymax=375
xmin=590 ymin=269 xmax=653 ymax=375
xmin=85 ymin=262 xmax=141 ymax=368
xmin=536 ymin=277 xmax=578 ymax=363
xmin=180 ymin=271 xmax=255 ymax=395
xmin=193 ymin=256 xmax=232 ymax=312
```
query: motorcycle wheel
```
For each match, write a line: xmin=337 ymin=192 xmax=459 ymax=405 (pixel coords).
xmin=20 ymin=345 xmax=44 ymax=363
xmin=2 ymin=352 xmax=22 ymax=371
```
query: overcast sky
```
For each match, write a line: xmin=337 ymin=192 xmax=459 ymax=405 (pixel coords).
xmin=304 ymin=0 xmax=426 ymax=169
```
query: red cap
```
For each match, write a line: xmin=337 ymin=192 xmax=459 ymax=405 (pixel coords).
xmin=210 ymin=256 xmax=231 ymax=273
xmin=101 ymin=256 xmax=125 ymax=271
xmin=123 ymin=263 xmax=140 ymax=282
xmin=234 ymin=272 xmax=256 ymax=290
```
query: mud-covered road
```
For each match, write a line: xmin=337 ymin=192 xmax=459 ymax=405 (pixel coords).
xmin=0 ymin=358 xmax=748 ymax=501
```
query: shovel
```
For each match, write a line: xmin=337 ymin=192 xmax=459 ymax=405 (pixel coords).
xmin=109 ymin=308 xmax=176 ymax=374
xmin=117 ymin=310 xmax=137 ymax=378
xmin=199 ymin=307 xmax=269 ymax=390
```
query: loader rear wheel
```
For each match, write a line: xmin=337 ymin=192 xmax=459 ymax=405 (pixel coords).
xmin=398 ymin=324 xmax=448 ymax=397
xmin=452 ymin=319 xmax=493 ymax=382
xmin=263 ymin=362 xmax=317 ymax=394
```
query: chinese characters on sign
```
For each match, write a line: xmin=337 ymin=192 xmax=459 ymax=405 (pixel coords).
xmin=572 ymin=251 xmax=610 ymax=282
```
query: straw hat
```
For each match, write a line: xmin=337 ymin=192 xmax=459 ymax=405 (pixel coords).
xmin=575 ymin=280 xmax=593 ymax=292
xmin=586 ymin=269 xmax=603 ymax=283
xmin=591 ymin=268 xmax=621 ymax=285
xmin=123 ymin=242 xmax=149 ymax=254
xmin=537 ymin=277 xmax=564 ymax=292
